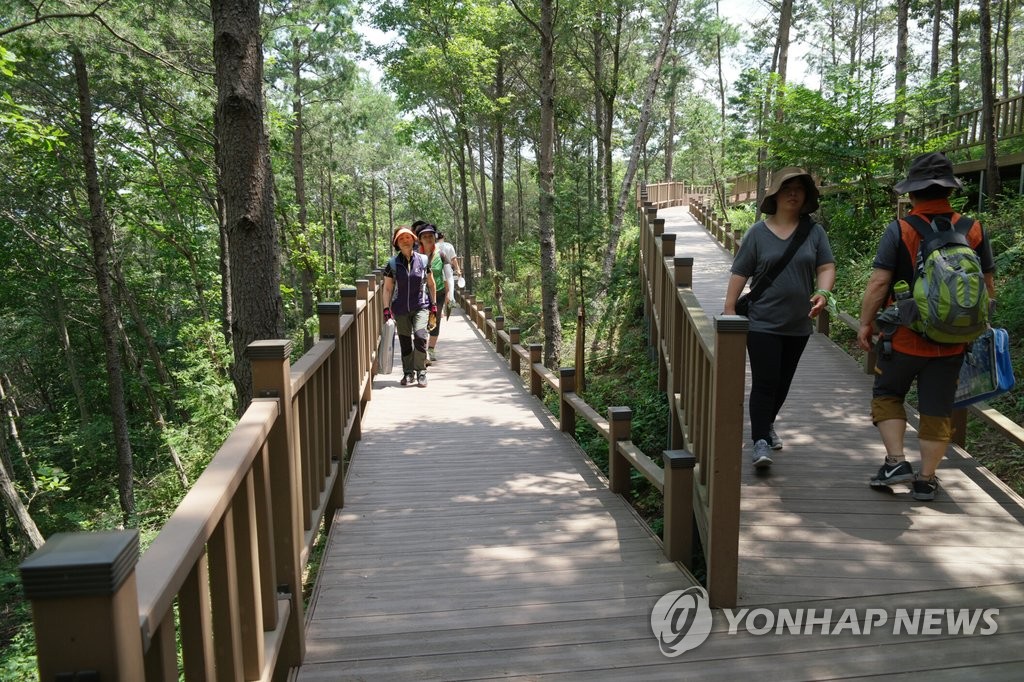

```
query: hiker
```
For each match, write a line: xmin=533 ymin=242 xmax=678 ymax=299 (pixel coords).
xmin=414 ymin=222 xmax=451 ymax=363
xmin=436 ymin=228 xmax=463 ymax=312
xmin=857 ymin=151 xmax=995 ymax=500
xmin=382 ymin=225 xmax=439 ymax=387
xmin=724 ymin=167 xmax=836 ymax=470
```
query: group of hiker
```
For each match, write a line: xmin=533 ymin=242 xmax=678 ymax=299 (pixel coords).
xmin=381 ymin=221 xmax=463 ymax=388
xmin=725 ymin=152 xmax=996 ymax=502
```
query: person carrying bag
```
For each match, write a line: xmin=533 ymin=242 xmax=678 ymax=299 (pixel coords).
xmin=724 ymin=167 xmax=836 ymax=470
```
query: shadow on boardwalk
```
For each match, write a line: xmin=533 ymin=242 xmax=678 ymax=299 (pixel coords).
xmin=297 ymin=215 xmax=1024 ymax=679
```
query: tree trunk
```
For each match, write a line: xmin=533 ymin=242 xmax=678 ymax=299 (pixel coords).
xmin=469 ymin=126 xmax=495 ymax=274
xmin=0 ymin=457 xmax=43 ymax=550
xmin=665 ymin=55 xmax=677 ymax=181
xmin=951 ymin=0 xmax=961 ymax=113
xmin=538 ymin=0 xmax=562 ymax=368
xmin=979 ymin=0 xmax=1003 ymax=203
xmin=895 ymin=0 xmax=909 ymax=133
xmin=0 ymin=376 xmax=36 ymax=499
xmin=458 ymin=121 xmax=473 ymax=288
xmin=53 ymin=287 xmax=90 ymax=425
xmin=117 ymin=322 xmax=189 ymax=489
xmin=292 ymin=38 xmax=314 ymax=352
xmin=597 ymin=0 xmax=679 ymax=298
xmin=592 ymin=22 xmax=604 ymax=220
xmin=212 ymin=0 xmax=283 ymax=410
xmin=930 ymin=0 xmax=941 ymax=81
xmin=72 ymin=47 xmax=136 ymax=523
xmin=493 ymin=56 xmax=506 ymax=273
xmin=370 ymin=176 xmax=379 ymax=265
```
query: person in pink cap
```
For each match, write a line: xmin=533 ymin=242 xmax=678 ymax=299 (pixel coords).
xmin=382 ymin=226 xmax=438 ymax=387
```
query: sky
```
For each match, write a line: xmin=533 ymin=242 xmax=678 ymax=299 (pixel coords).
xmin=354 ymin=0 xmax=810 ymax=90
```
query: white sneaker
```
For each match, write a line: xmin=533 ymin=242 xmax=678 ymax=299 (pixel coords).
xmin=752 ymin=439 xmax=773 ymax=469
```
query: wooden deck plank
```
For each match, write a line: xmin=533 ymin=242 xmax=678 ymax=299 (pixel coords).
xmin=296 ymin=204 xmax=1024 ymax=679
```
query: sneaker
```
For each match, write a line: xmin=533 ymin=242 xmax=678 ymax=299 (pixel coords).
xmin=416 ymin=371 xmax=428 ymax=388
xmin=768 ymin=425 xmax=783 ymax=451
xmin=428 ymin=348 xmax=437 ymax=362
xmin=752 ymin=439 xmax=773 ymax=469
xmin=912 ymin=474 xmax=939 ymax=501
xmin=401 ymin=373 xmax=414 ymax=386
xmin=869 ymin=460 xmax=914 ymax=487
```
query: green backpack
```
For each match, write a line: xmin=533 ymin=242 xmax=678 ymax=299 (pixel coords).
xmin=903 ymin=214 xmax=988 ymax=344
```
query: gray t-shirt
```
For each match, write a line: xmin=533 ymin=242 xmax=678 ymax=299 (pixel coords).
xmin=731 ymin=220 xmax=835 ymax=335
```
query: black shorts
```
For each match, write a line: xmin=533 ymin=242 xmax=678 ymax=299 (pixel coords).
xmin=872 ymin=350 xmax=964 ymax=417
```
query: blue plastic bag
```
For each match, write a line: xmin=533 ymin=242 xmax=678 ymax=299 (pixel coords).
xmin=953 ymin=327 xmax=1015 ymax=408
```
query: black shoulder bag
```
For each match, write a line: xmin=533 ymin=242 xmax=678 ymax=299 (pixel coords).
xmin=735 ymin=217 xmax=813 ymax=316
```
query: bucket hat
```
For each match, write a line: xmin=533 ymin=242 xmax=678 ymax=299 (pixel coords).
xmin=892 ymin=152 xmax=963 ymax=194
xmin=760 ymin=167 xmax=820 ymax=215
xmin=392 ymin=226 xmax=417 ymax=248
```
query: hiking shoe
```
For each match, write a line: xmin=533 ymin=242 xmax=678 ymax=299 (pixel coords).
xmin=401 ymin=372 xmax=415 ymax=386
xmin=752 ymin=439 xmax=773 ymax=469
xmin=768 ymin=425 xmax=783 ymax=450
xmin=869 ymin=460 xmax=914 ymax=487
xmin=912 ymin=474 xmax=939 ymax=501
xmin=416 ymin=371 xmax=428 ymax=388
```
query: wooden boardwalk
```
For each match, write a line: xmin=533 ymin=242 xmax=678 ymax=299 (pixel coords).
xmin=296 ymin=207 xmax=1024 ymax=678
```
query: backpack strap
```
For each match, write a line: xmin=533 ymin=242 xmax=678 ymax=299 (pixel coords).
xmin=902 ymin=213 xmax=971 ymax=260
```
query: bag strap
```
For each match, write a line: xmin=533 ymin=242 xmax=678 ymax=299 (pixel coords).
xmin=746 ymin=216 xmax=814 ymax=303
xmin=903 ymin=213 xmax=974 ymax=265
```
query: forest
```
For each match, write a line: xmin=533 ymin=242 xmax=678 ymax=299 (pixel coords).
xmin=3 ymin=0 xmax=1024 ymax=675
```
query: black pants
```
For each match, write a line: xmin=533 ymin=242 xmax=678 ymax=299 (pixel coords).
xmin=747 ymin=331 xmax=809 ymax=444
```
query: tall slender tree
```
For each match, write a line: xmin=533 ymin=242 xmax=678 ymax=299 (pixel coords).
xmin=212 ymin=0 xmax=284 ymax=408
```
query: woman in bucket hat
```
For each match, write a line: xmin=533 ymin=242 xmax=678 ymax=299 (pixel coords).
xmin=857 ymin=152 xmax=996 ymax=501
xmin=382 ymin=226 xmax=438 ymax=387
xmin=724 ymin=167 xmax=837 ymax=470
xmin=414 ymin=222 xmax=450 ymax=363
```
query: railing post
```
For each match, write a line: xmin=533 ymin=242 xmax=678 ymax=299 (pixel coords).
xmin=484 ymin=306 xmax=494 ymax=342
xmin=495 ymin=316 xmax=506 ymax=357
xmin=341 ymin=288 xmax=365 ymax=446
xmin=559 ymin=368 xmax=576 ymax=434
xmin=608 ymin=407 xmax=632 ymax=495
xmin=732 ymin=228 xmax=743 ymax=255
xmin=529 ymin=344 xmax=543 ymax=399
xmin=662 ymin=450 xmax=696 ymax=567
xmin=248 ymin=339 xmax=306 ymax=666
xmin=674 ymin=256 xmax=693 ymax=289
xmin=510 ymin=328 xmax=522 ymax=374
xmin=317 ymin=302 xmax=346 ymax=516
xmin=707 ymin=316 xmax=748 ymax=609
xmin=21 ymin=530 xmax=144 ymax=681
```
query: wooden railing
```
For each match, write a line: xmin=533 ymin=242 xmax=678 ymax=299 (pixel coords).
xmin=638 ymin=181 xmax=713 ymax=209
xmin=460 ymin=198 xmax=747 ymax=608
xmin=871 ymin=93 xmax=1024 ymax=153
xmin=19 ymin=274 xmax=386 ymax=681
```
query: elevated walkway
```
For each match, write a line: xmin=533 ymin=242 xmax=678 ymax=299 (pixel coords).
xmin=294 ymin=208 xmax=1024 ymax=678
xmin=297 ymin=309 xmax=693 ymax=679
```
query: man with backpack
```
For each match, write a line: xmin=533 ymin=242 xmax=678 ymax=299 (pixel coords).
xmin=857 ymin=152 xmax=996 ymax=501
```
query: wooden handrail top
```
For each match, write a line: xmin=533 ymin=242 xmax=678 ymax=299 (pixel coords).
xmin=134 ymin=398 xmax=279 ymax=647
xmin=563 ymin=392 xmax=610 ymax=440
xmin=617 ymin=440 xmax=664 ymax=492
xmin=678 ymin=288 xmax=716 ymax=354
xmin=535 ymin=362 xmax=559 ymax=392
xmin=290 ymin=339 xmax=336 ymax=394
